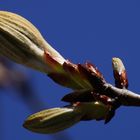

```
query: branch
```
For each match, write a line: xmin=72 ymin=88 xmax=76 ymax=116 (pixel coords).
xmin=1 ymin=11 xmax=140 ymax=114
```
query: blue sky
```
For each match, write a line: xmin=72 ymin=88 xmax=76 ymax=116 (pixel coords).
xmin=1 ymin=0 xmax=140 ymax=140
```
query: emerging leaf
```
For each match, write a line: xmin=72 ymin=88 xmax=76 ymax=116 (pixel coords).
xmin=0 ymin=11 xmax=106 ymax=91
xmin=23 ymin=107 xmax=83 ymax=134
xmin=23 ymin=101 xmax=110 ymax=134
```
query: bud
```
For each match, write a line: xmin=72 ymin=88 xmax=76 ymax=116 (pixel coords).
xmin=23 ymin=101 xmax=111 ymax=134
xmin=0 ymin=11 xmax=107 ymax=91
xmin=0 ymin=11 xmax=97 ymax=90
xmin=112 ymin=57 xmax=128 ymax=88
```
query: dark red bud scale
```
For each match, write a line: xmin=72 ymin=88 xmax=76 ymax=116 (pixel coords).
xmin=63 ymin=61 xmax=93 ymax=89
xmin=44 ymin=51 xmax=63 ymax=72
xmin=78 ymin=63 xmax=106 ymax=92
xmin=61 ymin=90 xmax=96 ymax=102
xmin=63 ymin=60 xmax=78 ymax=74
xmin=85 ymin=62 xmax=105 ymax=81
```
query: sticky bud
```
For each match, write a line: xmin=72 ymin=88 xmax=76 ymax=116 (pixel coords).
xmin=112 ymin=57 xmax=128 ymax=89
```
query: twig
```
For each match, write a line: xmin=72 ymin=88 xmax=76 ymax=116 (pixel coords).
xmin=104 ymin=83 xmax=140 ymax=106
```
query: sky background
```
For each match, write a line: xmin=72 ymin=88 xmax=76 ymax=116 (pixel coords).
xmin=1 ymin=0 xmax=140 ymax=140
